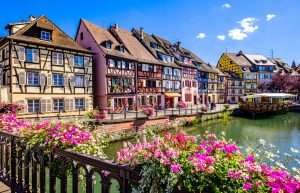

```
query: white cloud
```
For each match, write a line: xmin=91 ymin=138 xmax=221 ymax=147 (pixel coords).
xmin=239 ymin=17 xmax=259 ymax=33
xmin=196 ymin=33 xmax=206 ymax=39
xmin=228 ymin=17 xmax=258 ymax=40
xmin=217 ymin=35 xmax=226 ymax=41
xmin=266 ymin=14 xmax=277 ymax=21
xmin=228 ymin=28 xmax=248 ymax=40
xmin=222 ymin=3 xmax=231 ymax=9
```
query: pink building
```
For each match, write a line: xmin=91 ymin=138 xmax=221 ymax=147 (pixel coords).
xmin=75 ymin=19 xmax=163 ymax=112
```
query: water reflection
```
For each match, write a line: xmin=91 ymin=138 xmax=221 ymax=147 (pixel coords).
xmin=105 ymin=113 xmax=300 ymax=160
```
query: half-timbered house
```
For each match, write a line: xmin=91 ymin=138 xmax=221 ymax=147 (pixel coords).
xmin=133 ymin=29 xmax=182 ymax=109
xmin=109 ymin=26 xmax=163 ymax=109
xmin=76 ymin=20 xmax=136 ymax=112
xmin=0 ymin=16 xmax=93 ymax=118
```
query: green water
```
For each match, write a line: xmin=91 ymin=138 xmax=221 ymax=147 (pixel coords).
xmin=106 ymin=112 xmax=300 ymax=159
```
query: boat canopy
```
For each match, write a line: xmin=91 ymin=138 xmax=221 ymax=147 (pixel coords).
xmin=242 ymin=93 xmax=296 ymax=100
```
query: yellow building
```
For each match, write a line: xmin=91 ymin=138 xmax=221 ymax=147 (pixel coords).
xmin=0 ymin=16 xmax=93 ymax=118
xmin=217 ymin=51 xmax=257 ymax=95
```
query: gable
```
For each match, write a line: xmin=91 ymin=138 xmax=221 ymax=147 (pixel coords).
xmin=218 ymin=54 xmax=243 ymax=78
xmin=8 ymin=16 xmax=89 ymax=53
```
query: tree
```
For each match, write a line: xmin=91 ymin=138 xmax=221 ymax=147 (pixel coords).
xmin=291 ymin=60 xmax=297 ymax=69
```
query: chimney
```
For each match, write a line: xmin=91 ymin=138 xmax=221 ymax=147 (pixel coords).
xmin=139 ymin=27 xmax=144 ymax=39
xmin=29 ymin=15 xmax=37 ymax=22
xmin=111 ymin=23 xmax=119 ymax=31
xmin=237 ymin=50 xmax=243 ymax=56
xmin=176 ymin=41 xmax=181 ymax=50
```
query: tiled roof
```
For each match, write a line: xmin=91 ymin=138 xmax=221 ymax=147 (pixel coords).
xmin=111 ymin=27 xmax=159 ymax=64
xmin=8 ymin=16 xmax=90 ymax=53
xmin=223 ymin=72 xmax=242 ymax=80
xmin=81 ymin=19 xmax=135 ymax=60
xmin=244 ymin=54 xmax=275 ymax=66
xmin=132 ymin=28 xmax=179 ymax=67
xmin=225 ymin=53 xmax=252 ymax=67
xmin=268 ymin=58 xmax=291 ymax=73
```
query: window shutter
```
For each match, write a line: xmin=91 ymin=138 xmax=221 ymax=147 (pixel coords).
xmin=69 ymin=99 xmax=74 ymax=111
xmin=40 ymin=73 xmax=46 ymax=87
xmin=41 ymin=99 xmax=47 ymax=113
xmin=70 ymin=76 xmax=75 ymax=87
xmin=19 ymin=72 xmax=25 ymax=85
xmin=84 ymin=76 xmax=89 ymax=87
xmin=156 ymin=80 xmax=160 ymax=88
xmin=85 ymin=98 xmax=88 ymax=110
xmin=143 ymin=80 xmax=146 ymax=87
xmin=84 ymin=57 xmax=90 ymax=67
xmin=47 ymin=73 xmax=52 ymax=87
xmin=64 ymin=74 xmax=69 ymax=87
xmin=33 ymin=49 xmax=39 ymax=63
xmin=17 ymin=100 xmax=26 ymax=113
xmin=52 ymin=52 xmax=57 ymax=65
xmin=46 ymin=99 xmax=52 ymax=112
xmin=16 ymin=46 xmax=25 ymax=61
xmin=65 ymin=99 xmax=70 ymax=111
xmin=68 ymin=54 xmax=74 ymax=67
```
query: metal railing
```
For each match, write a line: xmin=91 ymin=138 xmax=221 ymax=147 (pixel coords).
xmin=0 ymin=131 xmax=190 ymax=193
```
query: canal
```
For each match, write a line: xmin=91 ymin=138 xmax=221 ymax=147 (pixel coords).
xmin=105 ymin=112 xmax=300 ymax=162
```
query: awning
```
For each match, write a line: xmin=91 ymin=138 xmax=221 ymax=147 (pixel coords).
xmin=165 ymin=93 xmax=181 ymax=97
xmin=242 ymin=93 xmax=296 ymax=99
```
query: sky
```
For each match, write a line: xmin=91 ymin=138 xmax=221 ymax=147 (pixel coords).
xmin=1 ymin=0 xmax=299 ymax=66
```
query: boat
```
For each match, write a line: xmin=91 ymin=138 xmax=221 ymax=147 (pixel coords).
xmin=236 ymin=93 xmax=296 ymax=118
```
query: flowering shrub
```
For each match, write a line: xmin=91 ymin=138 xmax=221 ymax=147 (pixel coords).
xmin=177 ymin=101 xmax=187 ymax=109
xmin=0 ymin=103 xmax=23 ymax=114
xmin=0 ymin=114 xmax=107 ymax=158
xmin=142 ymin=107 xmax=154 ymax=117
xmin=117 ymin=132 xmax=300 ymax=193
xmin=0 ymin=114 xmax=31 ymax=135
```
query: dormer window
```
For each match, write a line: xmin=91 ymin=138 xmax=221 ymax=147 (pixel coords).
xmin=105 ymin=41 xmax=112 ymax=49
xmin=150 ymin=42 xmax=159 ymax=49
xmin=118 ymin=45 xmax=125 ymax=53
xmin=40 ymin=31 xmax=51 ymax=41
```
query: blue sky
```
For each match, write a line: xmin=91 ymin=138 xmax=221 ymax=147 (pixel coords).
xmin=1 ymin=0 xmax=299 ymax=65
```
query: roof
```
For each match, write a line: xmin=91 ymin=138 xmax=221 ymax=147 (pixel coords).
xmin=243 ymin=93 xmax=296 ymax=99
xmin=244 ymin=54 xmax=275 ymax=66
xmin=81 ymin=19 xmax=135 ymax=60
xmin=223 ymin=72 xmax=242 ymax=80
xmin=7 ymin=16 xmax=90 ymax=53
xmin=225 ymin=53 xmax=252 ymax=68
xmin=132 ymin=28 xmax=179 ymax=67
xmin=112 ymin=27 xmax=159 ymax=64
xmin=268 ymin=58 xmax=291 ymax=73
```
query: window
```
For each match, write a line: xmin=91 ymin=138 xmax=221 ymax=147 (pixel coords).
xmin=108 ymin=59 xmax=115 ymax=68
xmin=75 ymin=98 xmax=85 ymax=110
xmin=74 ymin=55 xmax=84 ymax=67
xmin=80 ymin=32 xmax=84 ymax=40
xmin=52 ymin=52 xmax=64 ymax=65
xmin=27 ymin=72 xmax=40 ymax=86
xmin=75 ymin=75 xmax=84 ymax=87
xmin=185 ymin=94 xmax=192 ymax=102
xmin=41 ymin=31 xmax=51 ymax=41
xmin=150 ymin=42 xmax=159 ymax=49
xmin=118 ymin=46 xmax=125 ymax=53
xmin=25 ymin=48 xmax=39 ymax=63
xmin=52 ymin=73 xmax=64 ymax=86
xmin=27 ymin=99 xmax=40 ymax=113
xmin=53 ymin=99 xmax=64 ymax=112
xmin=106 ymin=41 xmax=112 ymax=49
xmin=173 ymin=69 xmax=181 ymax=77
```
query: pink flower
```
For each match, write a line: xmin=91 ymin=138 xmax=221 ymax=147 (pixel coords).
xmin=170 ymin=164 xmax=182 ymax=174
xmin=243 ymin=182 xmax=252 ymax=191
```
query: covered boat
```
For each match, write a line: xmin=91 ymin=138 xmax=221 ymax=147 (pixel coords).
xmin=238 ymin=93 xmax=296 ymax=118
